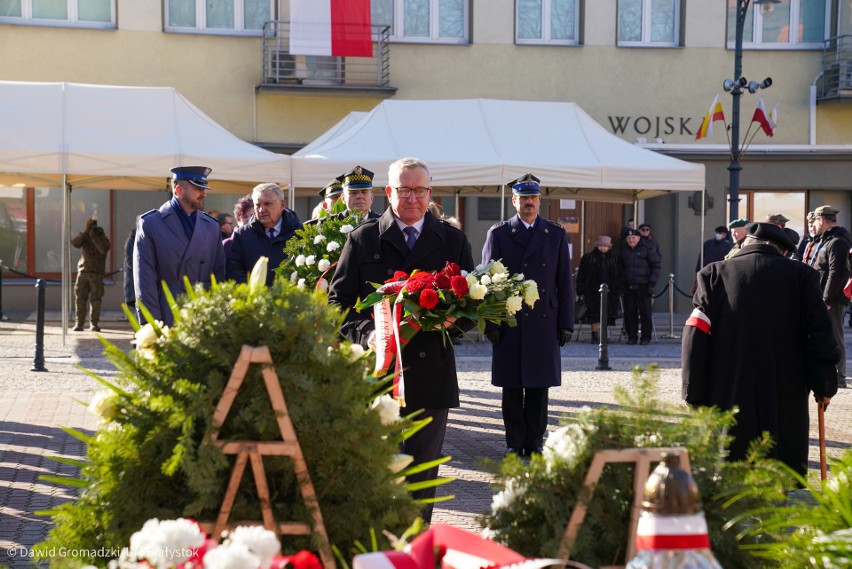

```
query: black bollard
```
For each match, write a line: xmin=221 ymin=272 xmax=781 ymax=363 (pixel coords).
xmin=595 ymin=283 xmax=611 ymax=370
xmin=32 ymin=278 xmax=47 ymax=372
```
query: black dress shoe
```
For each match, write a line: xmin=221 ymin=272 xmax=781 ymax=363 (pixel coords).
xmin=627 ymin=338 xmax=638 ymax=345
xmin=504 ymin=448 xmax=523 ymax=458
xmin=526 ymin=447 xmax=544 ymax=456
xmin=640 ymin=338 xmax=651 ymax=345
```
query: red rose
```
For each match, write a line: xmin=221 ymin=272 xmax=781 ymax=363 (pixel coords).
xmin=386 ymin=271 xmax=409 ymax=283
xmin=419 ymin=288 xmax=439 ymax=309
xmin=444 ymin=262 xmax=461 ymax=276
xmin=405 ymin=273 xmax=434 ymax=292
xmin=435 ymin=273 xmax=452 ymax=290
xmin=450 ymin=275 xmax=469 ymax=297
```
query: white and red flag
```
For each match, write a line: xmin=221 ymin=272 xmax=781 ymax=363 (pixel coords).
xmin=751 ymin=96 xmax=776 ymax=137
xmin=289 ymin=0 xmax=373 ymax=57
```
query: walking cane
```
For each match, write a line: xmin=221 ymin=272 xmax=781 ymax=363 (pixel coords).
xmin=818 ymin=400 xmax=827 ymax=482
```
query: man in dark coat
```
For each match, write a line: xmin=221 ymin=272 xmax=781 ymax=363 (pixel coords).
xmin=695 ymin=225 xmax=732 ymax=271
xmin=682 ymin=222 xmax=839 ymax=476
xmin=328 ymin=157 xmax=474 ymax=522
xmin=226 ymin=182 xmax=302 ymax=286
xmin=481 ymin=173 xmax=574 ymax=457
xmin=809 ymin=205 xmax=852 ymax=389
xmin=619 ymin=228 xmax=661 ymax=344
xmin=576 ymin=235 xmax=620 ymax=343
xmin=134 ymin=166 xmax=225 ymax=325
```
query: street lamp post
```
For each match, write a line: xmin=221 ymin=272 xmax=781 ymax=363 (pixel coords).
xmin=727 ymin=0 xmax=777 ymax=222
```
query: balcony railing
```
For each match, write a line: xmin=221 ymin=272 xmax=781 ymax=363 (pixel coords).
xmin=817 ymin=34 xmax=852 ymax=102
xmin=261 ymin=21 xmax=391 ymax=90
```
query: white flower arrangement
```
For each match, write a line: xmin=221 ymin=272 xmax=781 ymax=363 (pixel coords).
xmin=87 ymin=389 xmax=118 ymax=424
xmin=543 ymin=423 xmax=592 ymax=470
xmin=133 ymin=321 xmax=169 ymax=361
xmin=126 ymin=517 xmax=205 ymax=569
xmin=370 ymin=394 xmax=401 ymax=425
xmin=505 ymin=295 xmax=523 ymax=315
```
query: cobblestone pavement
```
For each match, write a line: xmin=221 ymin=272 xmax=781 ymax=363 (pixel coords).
xmin=1 ymin=312 xmax=850 ymax=567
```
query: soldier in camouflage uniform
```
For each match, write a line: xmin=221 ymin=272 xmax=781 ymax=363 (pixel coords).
xmin=71 ymin=217 xmax=111 ymax=331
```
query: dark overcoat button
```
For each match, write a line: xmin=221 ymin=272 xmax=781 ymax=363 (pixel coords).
xmin=419 ymin=352 xmax=426 ymax=358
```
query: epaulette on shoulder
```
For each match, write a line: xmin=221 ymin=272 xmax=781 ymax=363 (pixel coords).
xmin=545 ymin=219 xmax=563 ymax=229
xmin=491 ymin=220 xmax=509 ymax=230
xmin=199 ymin=210 xmax=217 ymax=221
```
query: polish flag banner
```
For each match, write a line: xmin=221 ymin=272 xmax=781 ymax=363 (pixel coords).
xmin=752 ymin=96 xmax=776 ymax=137
xmin=290 ymin=0 xmax=373 ymax=58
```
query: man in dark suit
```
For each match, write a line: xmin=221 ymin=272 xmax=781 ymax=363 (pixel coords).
xmin=481 ymin=173 xmax=574 ymax=457
xmin=683 ymin=222 xmax=838 ymax=475
xmin=226 ymin=182 xmax=302 ymax=286
xmin=328 ymin=157 xmax=474 ymax=522
xmin=133 ymin=166 xmax=225 ymax=325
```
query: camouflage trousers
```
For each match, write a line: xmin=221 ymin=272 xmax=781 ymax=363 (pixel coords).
xmin=75 ymin=272 xmax=105 ymax=327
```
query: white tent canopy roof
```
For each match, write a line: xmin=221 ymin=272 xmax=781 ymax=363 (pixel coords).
xmin=292 ymin=99 xmax=704 ymax=203
xmin=0 ymin=81 xmax=290 ymax=192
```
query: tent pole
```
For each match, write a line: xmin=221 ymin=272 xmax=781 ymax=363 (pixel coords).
xmin=61 ymin=177 xmax=70 ymax=346
xmin=454 ymin=190 xmax=460 ymax=220
xmin=700 ymin=188 xmax=706 ymax=268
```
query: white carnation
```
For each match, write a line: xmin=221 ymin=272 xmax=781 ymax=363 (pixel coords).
xmin=317 ymin=258 xmax=331 ymax=272
xmin=543 ymin=424 xmax=589 ymax=469
xmin=305 ymin=255 xmax=316 ymax=266
xmin=505 ymin=295 xmax=523 ymax=315
xmin=491 ymin=479 xmax=523 ymax=514
xmin=202 ymin=542 xmax=261 ymax=569
xmin=228 ymin=526 xmax=280 ymax=568
xmin=295 ymin=255 xmax=306 ymax=267
xmin=313 ymin=234 xmax=326 ymax=244
xmin=290 ymin=271 xmax=298 ymax=283
xmin=340 ymin=224 xmax=354 ymax=234
xmin=128 ymin=518 xmax=204 ymax=569
xmin=327 ymin=241 xmax=340 ymax=252
xmin=371 ymin=394 xmax=400 ymax=425
xmin=468 ymin=283 xmax=488 ymax=300
xmin=297 ymin=278 xmax=306 ymax=290
xmin=345 ymin=342 xmax=365 ymax=362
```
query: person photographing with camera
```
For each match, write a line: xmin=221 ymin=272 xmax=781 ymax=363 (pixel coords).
xmin=71 ymin=213 xmax=111 ymax=331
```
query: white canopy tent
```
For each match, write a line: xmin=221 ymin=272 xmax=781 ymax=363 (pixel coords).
xmin=291 ymin=98 xmax=705 ymax=205
xmin=0 ymin=81 xmax=291 ymax=340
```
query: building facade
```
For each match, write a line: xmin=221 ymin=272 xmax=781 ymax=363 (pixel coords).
xmin=1 ymin=0 xmax=851 ymax=312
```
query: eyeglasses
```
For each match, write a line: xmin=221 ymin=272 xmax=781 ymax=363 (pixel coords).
xmin=393 ymin=186 xmax=431 ymax=199
xmin=639 ymin=228 xmax=651 ymax=232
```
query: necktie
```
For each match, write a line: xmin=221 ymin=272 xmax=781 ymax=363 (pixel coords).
xmin=403 ymin=226 xmax=417 ymax=250
xmin=267 ymin=228 xmax=276 ymax=240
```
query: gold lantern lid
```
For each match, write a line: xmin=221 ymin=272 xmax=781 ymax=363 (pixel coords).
xmin=641 ymin=453 xmax=702 ymax=515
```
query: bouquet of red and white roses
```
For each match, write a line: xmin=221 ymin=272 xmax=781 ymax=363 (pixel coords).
xmin=355 ymin=259 xmax=538 ymax=404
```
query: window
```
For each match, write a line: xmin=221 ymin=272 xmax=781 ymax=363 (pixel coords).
xmin=0 ymin=0 xmax=115 ymax=28
xmin=371 ymin=0 xmax=468 ymax=43
xmin=727 ymin=0 xmax=826 ymax=49
xmin=516 ymin=0 xmax=579 ymax=45
xmin=165 ymin=0 xmax=272 ymax=34
xmin=617 ymin=0 xmax=680 ymax=47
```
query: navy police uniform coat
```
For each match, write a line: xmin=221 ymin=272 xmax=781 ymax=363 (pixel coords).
xmin=133 ymin=201 xmax=226 ymax=325
xmin=328 ymin=209 xmax=474 ymax=410
xmin=481 ymin=214 xmax=574 ymax=389
xmin=682 ymin=244 xmax=839 ymax=475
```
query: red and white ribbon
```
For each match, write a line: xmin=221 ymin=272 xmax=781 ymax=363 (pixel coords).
xmin=634 ymin=513 xmax=711 ymax=551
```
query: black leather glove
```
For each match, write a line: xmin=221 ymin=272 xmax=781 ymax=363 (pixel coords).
xmin=558 ymin=329 xmax=573 ymax=346
xmin=647 ymin=285 xmax=656 ymax=298
xmin=485 ymin=328 xmax=502 ymax=345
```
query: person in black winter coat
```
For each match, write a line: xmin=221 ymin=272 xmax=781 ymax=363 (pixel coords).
xmin=619 ymin=228 xmax=661 ymax=344
xmin=576 ymin=235 xmax=620 ymax=343
xmin=226 ymin=183 xmax=302 ymax=286
xmin=696 ymin=225 xmax=732 ymax=271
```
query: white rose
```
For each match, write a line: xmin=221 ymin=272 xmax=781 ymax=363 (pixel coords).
xmin=290 ymin=271 xmax=298 ymax=283
xmin=466 ymin=274 xmax=477 ymax=287
xmin=87 ymin=389 xmax=118 ymax=424
xmin=340 ymin=224 xmax=354 ymax=234
xmin=305 ymin=255 xmax=316 ymax=266
xmin=491 ymin=272 xmax=508 ymax=284
xmin=317 ymin=258 xmax=331 ymax=272
xmin=371 ymin=394 xmax=400 ymax=425
xmin=468 ymin=283 xmax=487 ymax=300
xmin=297 ymin=278 xmax=306 ymax=290
xmin=295 ymin=255 xmax=306 ymax=267
xmin=128 ymin=518 xmax=204 ymax=569
xmin=505 ymin=295 xmax=523 ymax=315
xmin=314 ymin=234 xmax=327 ymax=244
xmin=480 ymin=274 xmax=492 ymax=286
xmin=133 ymin=322 xmax=161 ymax=350
xmin=543 ymin=424 xmax=589 ymax=469
xmin=228 ymin=526 xmax=280 ymax=568
xmin=317 ymin=278 xmax=329 ymax=292
xmin=490 ymin=260 xmax=507 ymax=275
xmin=345 ymin=342 xmax=365 ymax=362
xmin=523 ymin=280 xmax=540 ymax=307
xmin=327 ymin=241 xmax=340 ymax=252
xmin=513 ymin=273 xmax=525 ymax=281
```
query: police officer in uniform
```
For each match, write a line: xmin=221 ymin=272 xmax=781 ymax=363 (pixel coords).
xmin=307 ymin=177 xmax=345 ymax=223
xmin=133 ymin=166 xmax=225 ymax=325
xmin=481 ymin=173 xmax=574 ymax=457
